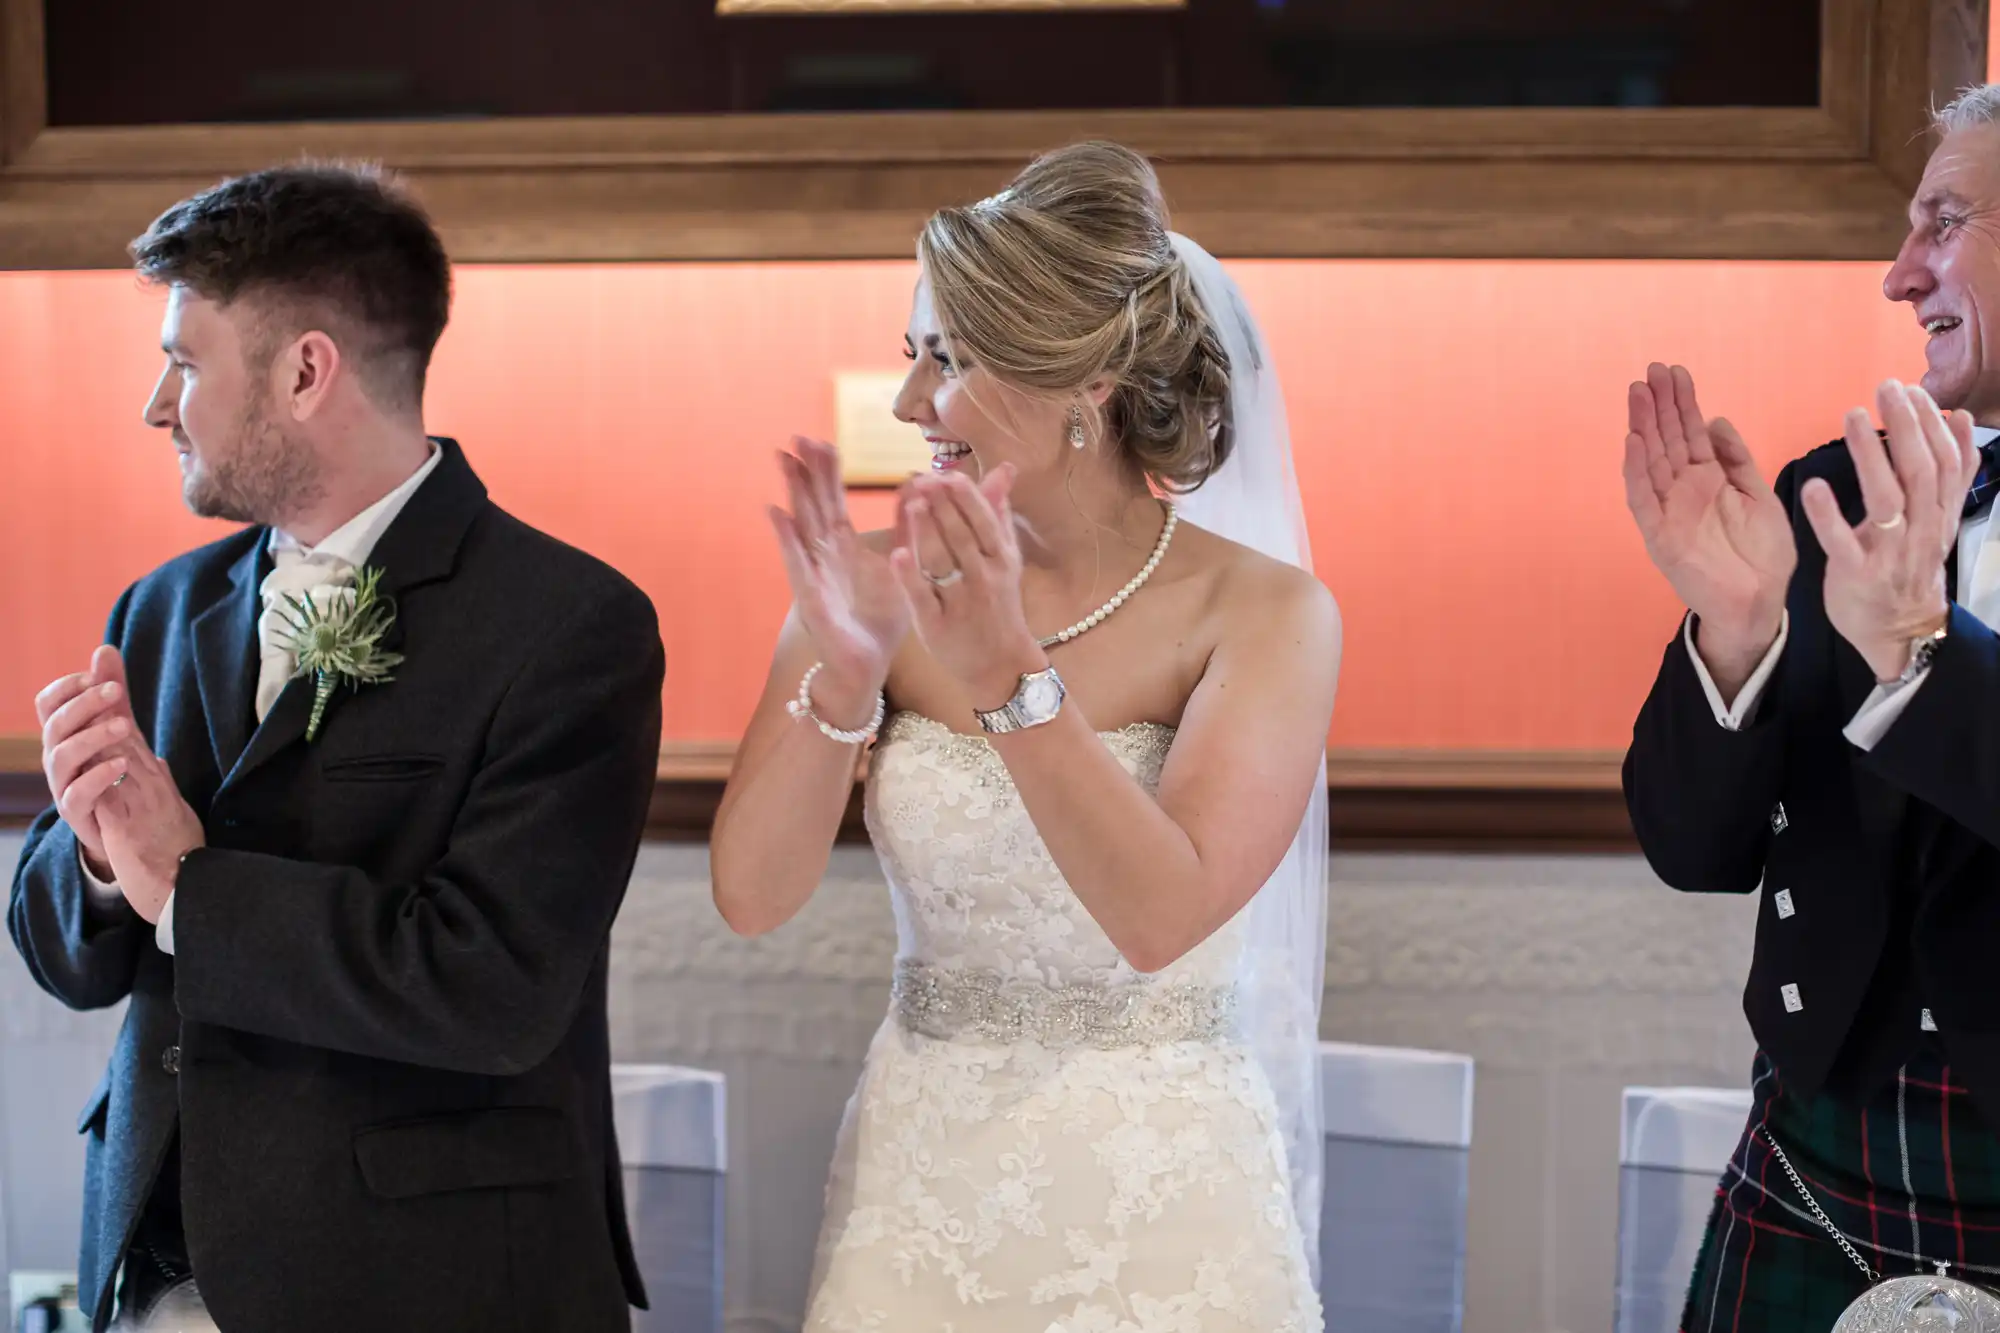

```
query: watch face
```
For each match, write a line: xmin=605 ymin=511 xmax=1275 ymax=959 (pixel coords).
xmin=1020 ymin=673 xmax=1062 ymax=718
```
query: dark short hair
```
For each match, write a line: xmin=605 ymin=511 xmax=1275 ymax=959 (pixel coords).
xmin=129 ymin=162 xmax=451 ymax=408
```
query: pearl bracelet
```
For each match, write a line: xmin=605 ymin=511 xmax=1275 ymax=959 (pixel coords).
xmin=786 ymin=663 xmax=885 ymax=745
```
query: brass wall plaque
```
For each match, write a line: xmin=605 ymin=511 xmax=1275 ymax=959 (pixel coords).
xmin=721 ymin=0 xmax=1181 ymax=14
xmin=835 ymin=370 xmax=930 ymax=487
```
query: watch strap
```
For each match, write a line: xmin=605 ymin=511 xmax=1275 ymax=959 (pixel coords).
xmin=1895 ymin=622 xmax=1950 ymax=687
xmin=977 ymin=703 xmax=1024 ymax=734
xmin=974 ymin=667 xmax=1063 ymax=734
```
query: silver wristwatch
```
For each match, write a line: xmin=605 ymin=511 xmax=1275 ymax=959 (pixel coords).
xmin=1892 ymin=621 xmax=1949 ymax=688
xmin=974 ymin=666 xmax=1066 ymax=735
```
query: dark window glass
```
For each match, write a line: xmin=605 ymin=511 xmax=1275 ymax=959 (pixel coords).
xmin=44 ymin=0 xmax=1818 ymax=126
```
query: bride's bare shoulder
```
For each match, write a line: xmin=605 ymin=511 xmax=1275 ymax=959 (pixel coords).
xmin=1171 ymin=518 xmax=1340 ymax=644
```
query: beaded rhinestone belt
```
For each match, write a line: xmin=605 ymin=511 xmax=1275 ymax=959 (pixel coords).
xmin=891 ymin=959 xmax=1237 ymax=1049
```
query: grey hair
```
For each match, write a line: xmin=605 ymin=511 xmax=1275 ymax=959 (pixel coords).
xmin=1935 ymin=83 xmax=2000 ymax=135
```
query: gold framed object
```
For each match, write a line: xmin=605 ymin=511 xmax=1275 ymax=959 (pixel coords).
xmin=722 ymin=0 xmax=1180 ymax=12
xmin=0 ymin=0 xmax=1983 ymax=265
xmin=835 ymin=370 xmax=929 ymax=487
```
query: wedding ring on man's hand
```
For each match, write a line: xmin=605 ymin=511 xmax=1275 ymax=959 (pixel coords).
xmin=111 ymin=773 xmax=128 ymax=788
xmin=923 ymin=566 xmax=964 ymax=588
xmin=1872 ymin=511 xmax=1907 ymax=530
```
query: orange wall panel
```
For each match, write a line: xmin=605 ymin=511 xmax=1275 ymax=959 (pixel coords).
xmin=0 ymin=260 xmax=1925 ymax=749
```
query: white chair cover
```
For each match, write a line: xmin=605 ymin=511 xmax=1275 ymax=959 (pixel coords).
xmin=1615 ymin=1086 xmax=1755 ymax=1333
xmin=1318 ymin=1041 xmax=1475 ymax=1333
xmin=613 ymin=1063 xmax=728 ymax=1333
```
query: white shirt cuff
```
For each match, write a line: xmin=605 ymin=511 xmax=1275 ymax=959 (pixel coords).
xmin=77 ymin=848 xmax=174 ymax=950
xmin=1685 ymin=611 xmax=1789 ymax=731
xmin=155 ymin=892 xmax=176 ymax=955
xmin=1843 ymin=671 xmax=1931 ymax=752
xmin=77 ymin=847 xmax=124 ymax=912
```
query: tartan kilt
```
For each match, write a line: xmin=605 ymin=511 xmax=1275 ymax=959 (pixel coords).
xmin=1681 ymin=1049 xmax=2000 ymax=1333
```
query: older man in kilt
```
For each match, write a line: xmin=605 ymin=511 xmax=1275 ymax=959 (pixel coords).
xmin=1623 ymin=84 xmax=2000 ymax=1332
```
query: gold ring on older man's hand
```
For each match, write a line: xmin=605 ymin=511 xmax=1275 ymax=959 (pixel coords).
xmin=1872 ymin=511 xmax=1906 ymax=530
xmin=923 ymin=566 xmax=964 ymax=588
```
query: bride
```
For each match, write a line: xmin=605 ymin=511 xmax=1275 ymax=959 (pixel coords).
xmin=711 ymin=141 xmax=1341 ymax=1332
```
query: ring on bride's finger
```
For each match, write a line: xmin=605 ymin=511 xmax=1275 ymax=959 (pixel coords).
xmin=1872 ymin=511 xmax=1907 ymax=530
xmin=922 ymin=566 xmax=964 ymax=588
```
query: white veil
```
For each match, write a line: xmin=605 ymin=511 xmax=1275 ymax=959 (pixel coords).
xmin=1167 ymin=232 xmax=1330 ymax=1281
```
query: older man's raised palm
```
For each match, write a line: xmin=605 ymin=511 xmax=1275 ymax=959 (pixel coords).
xmin=1622 ymin=363 xmax=1797 ymax=691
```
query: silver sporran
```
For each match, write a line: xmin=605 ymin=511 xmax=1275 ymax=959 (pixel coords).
xmin=1831 ymin=1270 xmax=2000 ymax=1333
xmin=1763 ymin=1126 xmax=2000 ymax=1332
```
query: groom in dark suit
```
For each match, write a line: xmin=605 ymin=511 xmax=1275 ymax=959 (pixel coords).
xmin=1622 ymin=84 xmax=2000 ymax=1332
xmin=10 ymin=165 xmax=662 ymax=1331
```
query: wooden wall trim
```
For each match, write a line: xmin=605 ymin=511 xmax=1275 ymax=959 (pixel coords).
xmin=1874 ymin=0 xmax=1992 ymax=192
xmin=9 ymin=106 xmax=1861 ymax=174
xmin=0 ymin=0 xmax=42 ymax=165
xmin=0 ymin=735 xmax=1634 ymax=852
xmin=0 ymin=157 xmax=1917 ymax=267
xmin=0 ymin=0 xmax=1978 ymax=264
xmin=1825 ymin=0 xmax=1885 ymax=144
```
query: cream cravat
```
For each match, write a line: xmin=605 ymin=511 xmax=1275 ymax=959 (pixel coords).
xmin=1964 ymin=513 xmax=2000 ymax=633
xmin=255 ymin=549 xmax=356 ymax=721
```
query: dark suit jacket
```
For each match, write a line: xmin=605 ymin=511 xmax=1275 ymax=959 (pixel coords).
xmin=9 ymin=440 xmax=663 ymax=1333
xmin=1625 ymin=438 xmax=2000 ymax=1123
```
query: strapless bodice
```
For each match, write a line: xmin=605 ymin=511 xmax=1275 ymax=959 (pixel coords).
xmin=863 ymin=711 xmax=1247 ymax=994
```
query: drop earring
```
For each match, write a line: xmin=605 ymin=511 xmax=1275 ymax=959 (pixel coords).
xmin=1067 ymin=403 xmax=1087 ymax=450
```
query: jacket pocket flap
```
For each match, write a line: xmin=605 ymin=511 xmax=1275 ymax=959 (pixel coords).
xmin=320 ymin=753 xmax=446 ymax=782
xmin=353 ymin=1107 xmax=574 ymax=1199
xmin=76 ymin=1067 xmax=111 ymax=1134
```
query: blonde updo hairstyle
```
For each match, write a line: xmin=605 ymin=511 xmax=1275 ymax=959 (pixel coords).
xmin=917 ymin=141 xmax=1233 ymax=494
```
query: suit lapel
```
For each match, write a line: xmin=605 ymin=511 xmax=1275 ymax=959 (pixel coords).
xmin=191 ymin=538 xmax=270 ymax=778
xmin=222 ymin=673 xmax=312 ymax=791
xmin=365 ymin=438 xmax=488 ymax=616
xmin=218 ymin=439 xmax=488 ymax=793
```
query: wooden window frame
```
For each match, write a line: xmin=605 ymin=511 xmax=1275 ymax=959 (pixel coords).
xmin=0 ymin=0 xmax=1987 ymax=266
xmin=0 ymin=0 xmax=1983 ymax=846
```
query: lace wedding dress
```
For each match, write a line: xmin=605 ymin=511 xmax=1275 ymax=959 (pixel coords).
xmin=802 ymin=711 xmax=1324 ymax=1333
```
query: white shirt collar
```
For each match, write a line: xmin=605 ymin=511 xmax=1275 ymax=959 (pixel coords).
xmin=1978 ymin=426 xmax=2000 ymax=447
xmin=269 ymin=444 xmax=443 ymax=569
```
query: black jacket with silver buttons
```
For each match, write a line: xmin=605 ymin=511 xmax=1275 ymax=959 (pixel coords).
xmin=1626 ymin=438 xmax=2000 ymax=1117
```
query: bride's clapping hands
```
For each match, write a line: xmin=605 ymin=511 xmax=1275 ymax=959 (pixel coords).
xmin=767 ymin=438 xmax=910 ymax=716
xmin=891 ymin=466 xmax=1044 ymax=708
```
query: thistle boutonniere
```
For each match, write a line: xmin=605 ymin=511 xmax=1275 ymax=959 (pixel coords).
xmin=274 ymin=565 xmax=405 ymax=742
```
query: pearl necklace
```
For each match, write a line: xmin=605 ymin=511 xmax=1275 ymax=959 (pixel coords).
xmin=1037 ymin=503 xmax=1177 ymax=649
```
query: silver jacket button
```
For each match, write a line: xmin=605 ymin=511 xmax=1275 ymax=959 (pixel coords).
xmin=161 ymin=1045 xmax=180 ymax=1076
